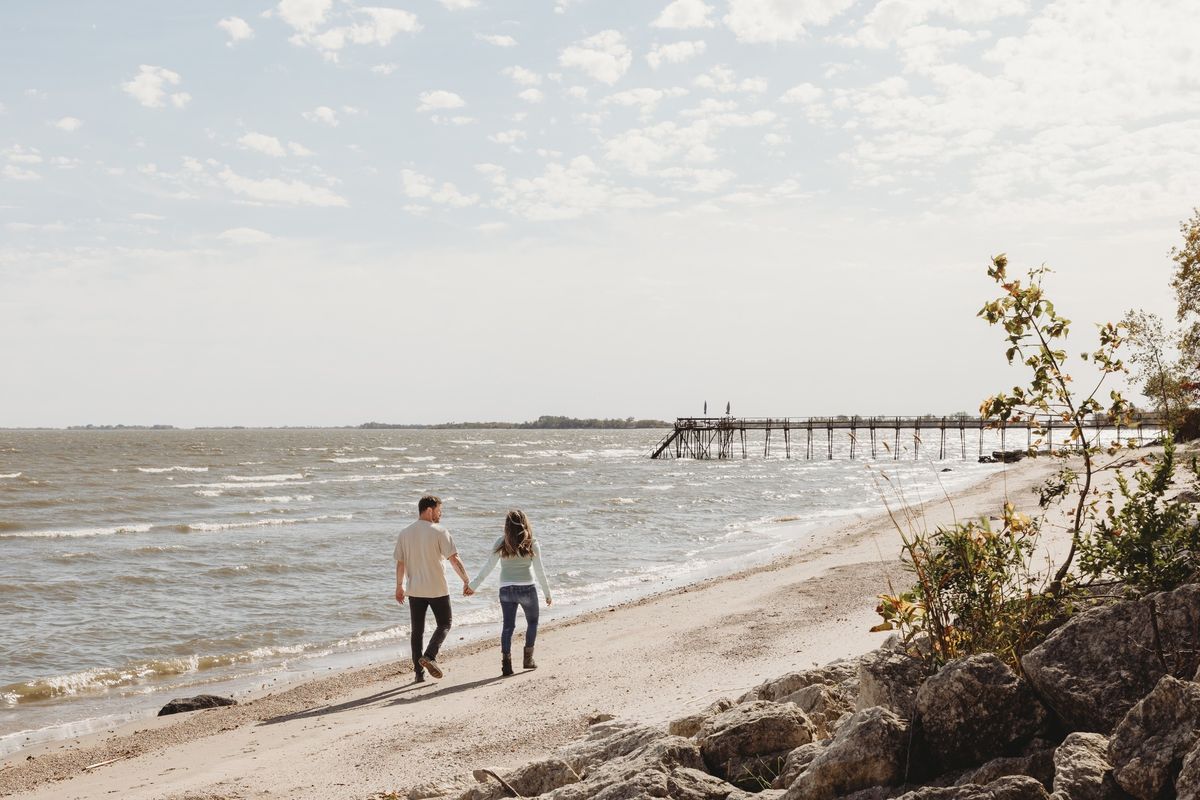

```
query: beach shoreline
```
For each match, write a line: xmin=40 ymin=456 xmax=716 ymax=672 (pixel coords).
xmin=0 ymin=454 xmax=1071 ymax=799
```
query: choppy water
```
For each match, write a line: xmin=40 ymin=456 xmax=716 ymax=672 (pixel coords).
xmin=0 ymin=426 xmax=1033 ymax=753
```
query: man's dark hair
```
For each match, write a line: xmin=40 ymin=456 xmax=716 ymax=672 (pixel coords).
xmin=418 ymin=495 xmax=441 ymax=514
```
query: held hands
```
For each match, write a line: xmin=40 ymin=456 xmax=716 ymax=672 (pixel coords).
xmin=546 ymin=597 xmax=553 ymax=606
xmin=395 ymin=586 xmax=405 ymax=605
xmin=463 ymin=584 xmax=475 ymax=596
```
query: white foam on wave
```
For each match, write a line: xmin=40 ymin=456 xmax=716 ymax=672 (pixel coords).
xmin=225 ymin=473 xmax=304 ymax=482
xmin=325 ymin=457 xmax=378 ymax=464
xmin=404 ymin=456 xmax=435 ymax=462
xmin=0 ymin=524 xmax=153 ymax=540
xmin=178 ymin=479 xmax=312 ymax=490
xmin=377 ymin=447 xmax=408 ymax=451
xmin=256 ymin=495 xmax=313 ymax=503
xmin=0 ymin=472 xmax=21 ymax=479
xmin=137 ymin=466 xmax=208 ymax=474
xmin=185 ymin=513 xmax=352 ymax=532
xmin=193 ymin=489 xmax=224 ymax=497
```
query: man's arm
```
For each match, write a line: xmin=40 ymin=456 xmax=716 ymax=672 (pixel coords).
xmin=447 ymin=553 xmax=473 ymax=595
xmin=395 ymin=561 xmax=406 ymax=604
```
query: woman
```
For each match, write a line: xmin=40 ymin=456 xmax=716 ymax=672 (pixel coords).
xmin=468 ymin=509 xmax=552 ymax=676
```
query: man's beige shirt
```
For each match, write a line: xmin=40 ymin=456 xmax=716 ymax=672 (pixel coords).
xmin=393 ymin=520 xmax=457 ymax=598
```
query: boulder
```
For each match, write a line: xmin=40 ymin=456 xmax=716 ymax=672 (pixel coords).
xmin=858 ymin=648 xmax=927 ymax=720
xmin=559 ymin=719 xmax=666 ymax=774
xmin=773 ymin=742 xmax=825 ymax=790
xmin=671 ymin=697 xmax=735 ymax=738
xmin=1051 ymin=733 xmax=1127 ymax=800
xmin=957 ymin=749 xmax=1054 ymax=790
xmin=157 ymin=694 xmax=237 ymax=716
xmin=697 ymin=700 xmax=816 ymax=788
xmin=1021 ymin=584 xmax=1200 ymax=733
xmin=458 ymin=758 xmax=579 ymax=800
xmin=1178 ymin=741 xmax=1200 ymax=800
xmin=781 ymin=706 xmax=909 ymax=800
xmin=789 ymin=683 xmax=856 ymax=739
xmin=740 ymin=661 xmax=859 ymax=704
xmin=542 ymin=735 xmax=723 ymax=800
xmin=897 ymin=775 xmax=1049 ymax=800
xmin=915 ymin=655 xmax=1048 ymax=769
xmin=1108 ymin=675 xmax=1200 ymax=800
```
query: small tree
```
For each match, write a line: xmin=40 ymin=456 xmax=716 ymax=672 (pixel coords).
xmin=1122 ymin=309 xmax=1189 ymax=433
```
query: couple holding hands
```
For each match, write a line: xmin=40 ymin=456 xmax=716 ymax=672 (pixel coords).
xmin=393 ymin=495 xmax=552 ymax=681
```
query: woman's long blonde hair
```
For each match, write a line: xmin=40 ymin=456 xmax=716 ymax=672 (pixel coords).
xmin=495 ymin=509 xmax=534 ymax=558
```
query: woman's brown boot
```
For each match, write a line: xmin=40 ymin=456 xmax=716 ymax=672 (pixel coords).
xmin=501 ymin=654 xmax=513 ymax=676
xmin=523 ymin=646 xmax=537 ymax=670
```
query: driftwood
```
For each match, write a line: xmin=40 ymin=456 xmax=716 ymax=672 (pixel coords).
xmin=472 ymin=768 xmax=524 ymax=798
xmin=83 ymin=756 xmax=126 ymax=771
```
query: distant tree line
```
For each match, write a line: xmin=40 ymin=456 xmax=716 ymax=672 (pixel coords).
xmin=359 ymin=415 xmax=670 ymax=430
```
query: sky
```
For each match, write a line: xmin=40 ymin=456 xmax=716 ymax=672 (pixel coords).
xmin=1 ymin=0 xmax=1198 ymax=427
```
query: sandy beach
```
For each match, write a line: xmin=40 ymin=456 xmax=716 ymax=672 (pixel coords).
xmin=0 ymin=455 xmax=1089 ymax=800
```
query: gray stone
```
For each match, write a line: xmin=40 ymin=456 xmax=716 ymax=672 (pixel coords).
xmin=157 ymin=694 xmax=237 ymax=716
xmin=1178 ymin=740 xmax=1200 ymax=800
xmin=457 ymin=758 xmax=579 ymax=800
xmin=741 ymin=662 xmax=859 ymax=704
xmin=670 ymin=697 xmax=736 ymax=738
xmin=897 ymin=775 xmax=1049 ymax=800
xmin=1021 ymin=584 xmax=1200 ymax=733
xmin=773 ymin=742 xmax=825 ymax=790
xmin=1108 ymin=675 xmax=1200 ymax=800
xmin=915 ymin=655 xmax=1048 ymax=769
xmin=697 ymin=700 xmax=816 ymax=788
xmin=790 ymin=683 xmax=856 ymax=739
xmin=558 ymin=719 xmax=666 ymax=774
xmin=858 ymin=648 xmax=927 ymax=720
xmin=541 ymin=736 xmax=712 ymax=800
xmin=958 ymin=749 xmax=1054 ymax=790
xmin=1051 ymin=733 xmax=1127 ymax=800
xmin=781 ymin=706 xmax=909 ymax=800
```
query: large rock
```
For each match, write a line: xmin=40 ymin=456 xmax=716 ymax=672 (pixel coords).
xmin=671 ymin=697 xmax=735 ymax=738
xmin=1178 ymin=741 xmax=1200 ymax=800
xmin=542 ymin=735 xmax=740 ymax=800
xmin=897 ymin=775 xmax=1049 ymax=800
xmin=559 ymin=719 xmax=666 ymax=773
xmin=1051 ymin=733 xmax=1126 ymax=800
xmin=858 ymin=648 xmax=926 ymax=720
xmin=782 ymin=706 xmax=909 ymax=800
xmin=915 ymin=655 xmax=1048 ymax=769
xmin=697 ymin=700 xmax=816 ymax=788
xmin=958 ymin=748 xmax=1054 ymax=790
xmin=1108 ymin=675 xmax=1200 ymax=800
xmin=773 ymin=743 xmax=825 ymax=790
xmin=157 ymin=694 xmax=237 ymax=716
xmin=741 ymin=661 xmax=860 ymax=704
xmin=458 ymin=758 xmax=578 ymax=800
xmin=1022 ymin=584 xmax=1200 ymax=733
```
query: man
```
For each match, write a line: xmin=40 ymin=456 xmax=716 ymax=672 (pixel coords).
xmin=394 ymin=495 xmax=473 ymax=681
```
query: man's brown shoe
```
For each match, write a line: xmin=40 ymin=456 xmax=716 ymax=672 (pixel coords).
xmin=418 ymin=656 xmax=443 ymax=679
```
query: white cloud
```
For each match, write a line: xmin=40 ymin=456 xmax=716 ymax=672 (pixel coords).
xmin=489 ymin=129 xmax=527 ymax=145
xmin=658 ymin=166 xmax=736 ymax=192
xmin=5 ymin=145 xmax=43 ymax=164
xmin=476 ymin=33 xmax=517 ymax=47
xmin=559 ymin=30 xmax=632 ymax=85
xmin=504 ymin=66 xmax=542 ymax=86
xmin=646 ymin=40 xmax=707 ymax=69
xmin=288 ymin=142 xmax=314 ymax=156
xmin=439 ymin=0 xmax=479 ymax=8
xmin=724 ymin=0 xmax=856 ymax=42
xmin=480 ymin=157 xmax=671 ymax=221
xmin=303 ymin=105 xmax=340 ymax=126
xmin=518 ymin=88 xmax=545 ymax=104
xmin=131 ymin=212 xmax=165 ymax=221
xmin=219 ymin=227 xmax=275 ymax=244
xmin=652 ymin=0 xmax=715 ymax=29
xmin=122 ymin=65 xmax=191 ymax=109
xmin=604 ymin=87 xmax=689 ymax=116
xmin=218 ymin=16 xmax=254 ymax=45
xmin=476 ymin=222 xmax=508 ymax=233
xmin=239 ymin=132 xmax=288 ymax=157
xmin=54 ymin=116 xmax=82 ymax=132
xmin=694 ymin=65 xmax=767 ymax=94
xmin=2 ymin=165 xmax=41 ymax=181
xmin=275 ymin=0 xmax=333 ymax=32
xmin=603 ymin=108 xmax=775 ymax=174
xmin=218 ymin=167 xmax=348 ymax=206
xmin=400 ymin=169 xmax=479 ymax=207
xmin=290 ymin=7 xmax=421 ymax=61
xmin=780 ymin=83 xmax=824 ymax=104
xmin=417 ymin=90 xmax=466 ymax=112
xmin=566 ymin=86 xmax=589 ymax=100
xmin=371 ymin=63 xmax=399 ymax=75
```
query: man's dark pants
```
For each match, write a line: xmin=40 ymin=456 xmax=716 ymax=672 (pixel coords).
xmin=409 ymin=595 xmax=452 ymax=675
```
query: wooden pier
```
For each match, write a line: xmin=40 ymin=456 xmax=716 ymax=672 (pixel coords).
xmin=649 ymin=415 xmax=1165 ymax=460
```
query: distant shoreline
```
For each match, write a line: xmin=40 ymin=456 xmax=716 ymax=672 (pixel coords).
xmin=2 ymin=416 xmax=672 ymax=432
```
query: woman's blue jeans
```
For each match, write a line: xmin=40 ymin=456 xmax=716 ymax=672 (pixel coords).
xmin=499 ymin=584 xmax=539 ymax=655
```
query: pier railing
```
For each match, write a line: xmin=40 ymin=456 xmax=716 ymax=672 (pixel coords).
xmin=649 ymin=415 xmax=1167 ymax=460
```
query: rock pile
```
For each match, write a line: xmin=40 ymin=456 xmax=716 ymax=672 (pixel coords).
xmin=448 ymin=583 xmax=1200 ymax=800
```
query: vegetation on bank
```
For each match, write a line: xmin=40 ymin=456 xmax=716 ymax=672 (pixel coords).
xmin=875 ymin=208 xmax=1200 ymax=674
